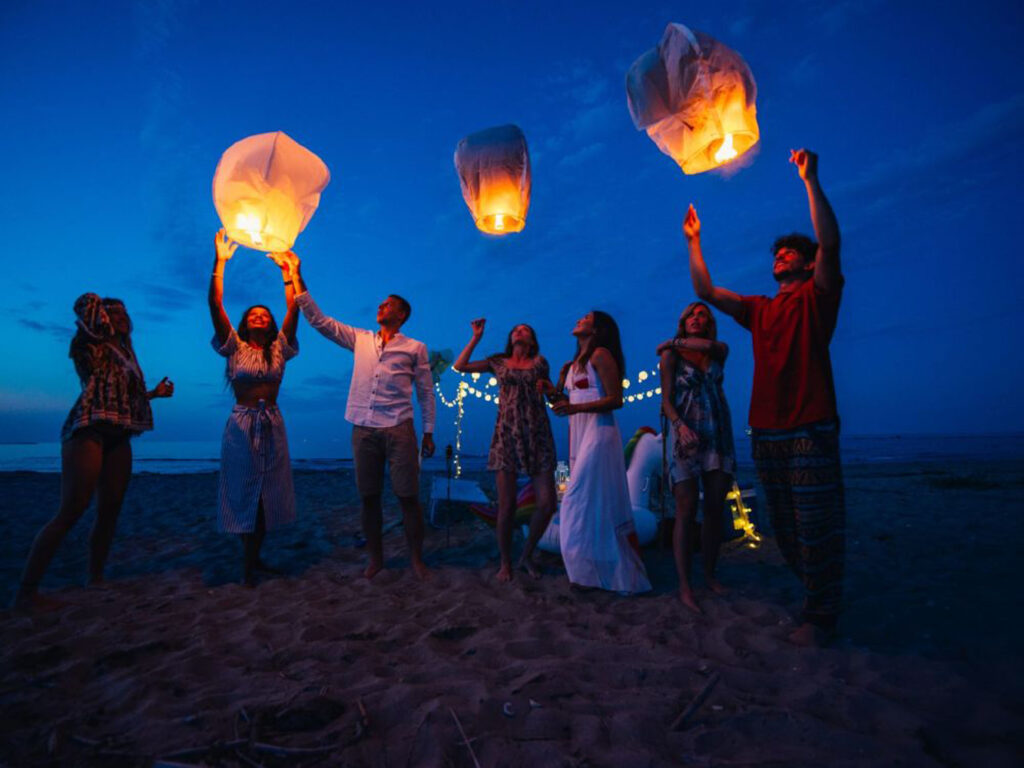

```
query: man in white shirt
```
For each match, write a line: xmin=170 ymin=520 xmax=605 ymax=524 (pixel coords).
xmin=279 ymin=252 xmax=436 ymax=580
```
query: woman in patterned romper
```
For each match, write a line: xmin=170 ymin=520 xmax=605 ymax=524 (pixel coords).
xmin=454 ymin=319 xmax=557 ymax=582
xmin=209 ymin=230 xmax=300 ymax=586
xmin=14 ymin=294 xmax=174 ymax=612
xmin=657 ymin=301 xmax=736 ymax=613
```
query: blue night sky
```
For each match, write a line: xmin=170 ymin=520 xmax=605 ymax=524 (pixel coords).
xmin=1 ymin=0 xmax=1022 ymax=458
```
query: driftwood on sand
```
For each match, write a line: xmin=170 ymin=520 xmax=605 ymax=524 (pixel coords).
xmin=670 ymin=671 xmax=721 ymax=731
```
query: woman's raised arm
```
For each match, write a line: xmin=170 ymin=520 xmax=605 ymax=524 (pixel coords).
xmin=209 ymin=229 xmax=236 ymax=345
xmin=452 ymin=318 xmax=492 ymax=374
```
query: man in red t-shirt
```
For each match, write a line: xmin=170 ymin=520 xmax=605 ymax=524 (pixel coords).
xmin=685 ymin=149 xmax=844 ymax=646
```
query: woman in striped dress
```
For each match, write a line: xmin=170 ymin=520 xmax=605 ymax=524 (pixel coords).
xmin=14 ymin=294 xmax=174 ymax=612
xmin=209 ymin=230 xmax=300 ymax=585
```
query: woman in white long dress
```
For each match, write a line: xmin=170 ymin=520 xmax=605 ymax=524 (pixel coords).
xmin=544 ymin=311 xmax=651 ymax=594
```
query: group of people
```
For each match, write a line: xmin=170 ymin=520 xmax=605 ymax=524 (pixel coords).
xmin=14 ymin=149 xmax=845 ymax=646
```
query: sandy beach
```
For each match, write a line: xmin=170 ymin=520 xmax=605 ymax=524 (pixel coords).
xmin=2 ymin=460 xmax=1022 ymax=766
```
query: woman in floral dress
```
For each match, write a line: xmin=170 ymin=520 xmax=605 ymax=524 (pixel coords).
xmin=454 ymin=318 xmax=557 ymax=582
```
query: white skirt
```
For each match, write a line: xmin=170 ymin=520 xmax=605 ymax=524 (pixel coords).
xmin=218 ymin=401 xmax=296 ymax=533
xmin=558 ymin=389 xmax=651 ymax=594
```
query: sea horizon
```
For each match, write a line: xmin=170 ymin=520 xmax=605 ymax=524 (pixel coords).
xmin=1 ymin=432 xmax=1022 ymax=474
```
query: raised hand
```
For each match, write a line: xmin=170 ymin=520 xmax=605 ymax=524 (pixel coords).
xmin=683 ymin=204 xmax=701 ymax=241
xmin=789 ymin=148 xmax=818 ymax=181
xmin=267 ymin=250 xmax=300 ymax=276
xmin=215 ymin=229 xmax=238 ymax=262
xmin=470 ymin=318 xmax=486 ymax=339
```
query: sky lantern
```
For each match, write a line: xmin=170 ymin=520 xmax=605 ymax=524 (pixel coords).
xmin=212 ymin=131 xmax=330 ymax=252
xmin=454 ymin=124 xmax=531 ymax=235
xmin=626 ymin=23 xmax=759 ymax=174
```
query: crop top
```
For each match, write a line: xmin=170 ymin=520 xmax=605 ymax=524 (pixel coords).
xmin=212 ymin=329 xmax=298 ymax=384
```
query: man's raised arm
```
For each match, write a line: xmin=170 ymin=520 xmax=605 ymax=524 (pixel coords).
xmin=283 ymin=252 xmax=357 ymax=350
xmin=685 ymin=204 xmax=745 ymax=321
xmin=791 ymin=149 xmax=841 ymax=293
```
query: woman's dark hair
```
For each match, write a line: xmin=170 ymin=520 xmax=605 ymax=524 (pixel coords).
xmin=502 ymin=323 xmax=539 ymax=358
xmin=576 ymin=310 xmax=625 ymax=379
xmin=238 ymin=305 xmax=278 ymax=365
xmin=676 ymin=301 xmax=717 ymax=341
xmin=69 ymin=294 xmax=138 ymax=377
xmin=101 ymin=297 xmax=133 ymax=335
xmin=771 ymin=233 xmax=818 ymax=263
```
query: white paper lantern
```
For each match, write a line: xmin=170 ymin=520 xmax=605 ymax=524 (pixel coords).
xmin=454 ymin=124 xmax=531 ymax=235
xmin=627 ymin=24 xmax=759 ymax=174
xmin=212 ymin=131 xmax=330 ymax=252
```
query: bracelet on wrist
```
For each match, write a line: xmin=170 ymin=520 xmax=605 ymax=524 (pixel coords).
xmin=284 ymin=280 xmax=294 ymax=286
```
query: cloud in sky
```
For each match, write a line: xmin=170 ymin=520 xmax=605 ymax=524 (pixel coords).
xmin=18 ymin=318 xmax=71 ymax=343
xmin=834 ymin=94 xmax=1024 ymax=220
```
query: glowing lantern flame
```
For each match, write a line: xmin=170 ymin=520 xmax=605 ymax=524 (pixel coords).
xmin=714 ymin=134 xmax=737 ymax=163
xmin=213 ymin=131 xmax=330 ymax=252
xmin=626 ymin=23 xmax=759 ymax=174
xmin=454 ymin=124 xmax=531 ymax=235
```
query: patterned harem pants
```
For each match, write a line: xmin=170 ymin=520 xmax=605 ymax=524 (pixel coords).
xmin=751 ymin=420 xmax=845 ymax=628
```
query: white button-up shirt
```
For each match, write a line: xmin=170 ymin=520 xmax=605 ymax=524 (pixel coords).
xmin=296 ymin=292 xmax=436 ymax=433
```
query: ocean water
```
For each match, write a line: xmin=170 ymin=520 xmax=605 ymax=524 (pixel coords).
xmin=1 ymin=434 xmax=1021 ymax=474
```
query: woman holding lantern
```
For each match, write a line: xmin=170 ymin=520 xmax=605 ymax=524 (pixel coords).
xmin=454 ymin=319 xmax=557 ymax=582
xmin=656 ymin=302 xmax=736 ymax=613
xmin=14 ymin=294 xmax=174 ymax=612
xmin=209 ymin=229 xmax=300 ymax=586
xmin=542 ymin=312 xmax=651 ymax=594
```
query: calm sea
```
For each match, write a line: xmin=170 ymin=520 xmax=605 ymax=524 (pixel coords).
xmin=0 ymin=434 xmax=1021 ymax=474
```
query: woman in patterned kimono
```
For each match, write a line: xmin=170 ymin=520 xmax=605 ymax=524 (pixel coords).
xmin=657 ymin=302 xmax=735 ymax=613
xmin=209 ymin=230 xmax=299 ymax=586
xmin=543 ymin=311 xmax=651 ymax=594
xmin=14 ymin=294 xmax=174 ymax=612
xmin=454 ymin=319 xmax=557 ymax=582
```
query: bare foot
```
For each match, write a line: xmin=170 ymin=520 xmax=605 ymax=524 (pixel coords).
xmin=496 ymin=564 xmax=514 ymax=583
xmin=678 ymin=588 xmax=702 ymax=614
xmin=364 ymin=560 xmax=384 ymax=580
xmin=788 ymin=622 xmax=833 ymax=647
xmin=706 ymin=577 xmax=729 ymax=596
xmin=517 ymin=556 xmax=541 ymax=579
xmin=412 ymin=560 xmax=432 ymax=581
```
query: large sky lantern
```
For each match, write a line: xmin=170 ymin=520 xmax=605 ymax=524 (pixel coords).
xmin=212 ymin=131 xmax=330 ymax=252
xmin=454 ymin=124 xmax=531 ymax=235
xmin=626 ymin=23 xmax=759 ymax=174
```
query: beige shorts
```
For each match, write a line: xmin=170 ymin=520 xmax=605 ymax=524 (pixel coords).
xmin=351 ymin=420 xmax=420 ymax=498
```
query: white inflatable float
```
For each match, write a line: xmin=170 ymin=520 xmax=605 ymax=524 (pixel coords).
xmin=531 ymin=428 xmax=663 ymax=554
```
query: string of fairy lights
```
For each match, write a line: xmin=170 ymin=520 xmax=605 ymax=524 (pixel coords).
xmin=433 ymin=364 xmax=665 ymax=477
